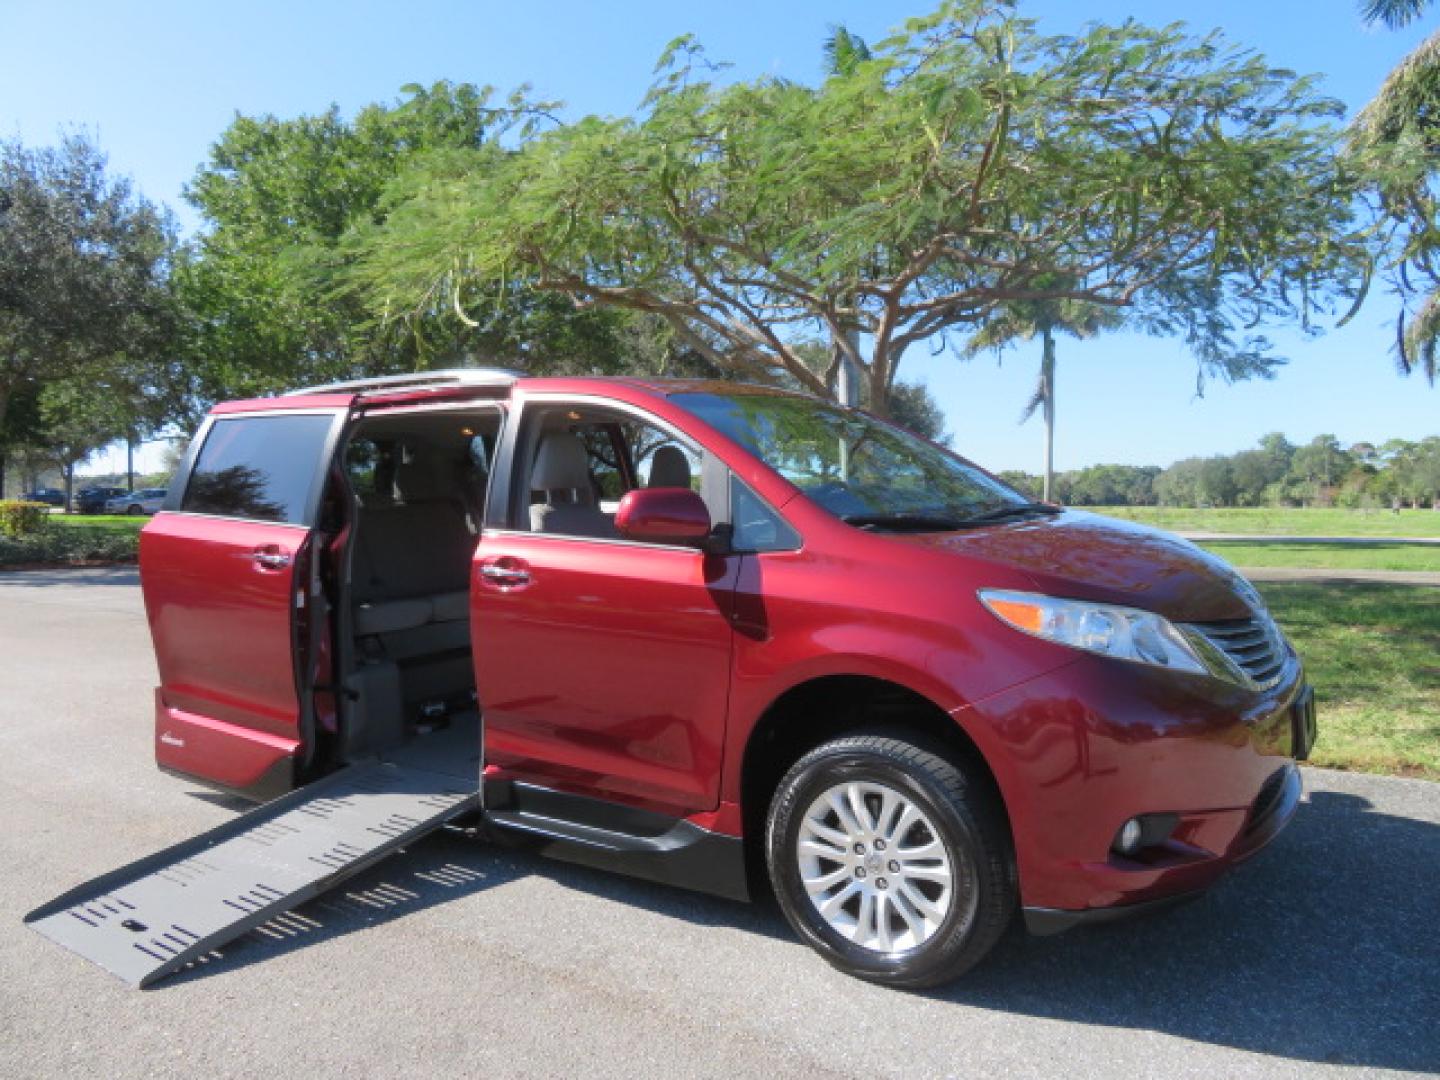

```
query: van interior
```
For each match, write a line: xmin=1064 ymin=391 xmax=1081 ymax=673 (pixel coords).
xmin=328 ymin=406 xmax=500 ymax=764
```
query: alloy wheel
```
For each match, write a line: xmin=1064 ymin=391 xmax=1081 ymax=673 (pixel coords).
xmin=795 ymin=780 xmax=955 ymax=954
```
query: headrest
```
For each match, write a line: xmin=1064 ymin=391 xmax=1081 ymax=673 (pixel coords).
xmin=532 ymin=432 xmax=592 ymax=491
xmin=395 ymin=446 xmax=452 ymax=503
xmin=648 ymin=445 xmax=692 ymax=489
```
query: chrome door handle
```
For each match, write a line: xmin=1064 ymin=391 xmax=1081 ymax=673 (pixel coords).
xmin=252 ymin=550 xmax=291 ymax=570
xmin=479 ymin=563 xmax=530 ymax=587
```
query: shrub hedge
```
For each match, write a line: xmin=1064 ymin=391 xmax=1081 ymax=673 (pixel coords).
xmin=0 ymin=524 xmax=139 ymax=566
xmin=0 ymin=500 xmax=50 ymax=537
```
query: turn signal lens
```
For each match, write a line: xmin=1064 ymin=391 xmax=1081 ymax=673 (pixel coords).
xmin=984 ymin=597 xmax=1046 ymax=635
xmin=978 ymin=589 xmax=1208 ymax=676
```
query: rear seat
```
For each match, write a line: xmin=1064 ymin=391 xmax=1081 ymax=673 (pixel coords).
xmin=351 ymin=450 xmax=477 ymax=644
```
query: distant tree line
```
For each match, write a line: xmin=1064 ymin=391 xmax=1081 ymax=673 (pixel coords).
xmin=998 ymin=434 xmax=1440 ymax=509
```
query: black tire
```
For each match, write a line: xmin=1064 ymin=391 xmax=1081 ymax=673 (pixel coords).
xmin=765 ymin=730 xmax=1015 ymax=989
xmin=127 ymin=504 xmax=142 ymax=515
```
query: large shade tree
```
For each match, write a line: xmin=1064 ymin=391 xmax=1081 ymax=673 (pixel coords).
xmin=0 ymin=134 xmax=178 ymax=495
xmin=351 ymin=1 xmax=1367 ymax=417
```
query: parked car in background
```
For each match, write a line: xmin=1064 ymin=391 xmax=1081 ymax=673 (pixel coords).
xmin=104 ymin=488 xmax=167 ymax=515
xmin=20 ymin=487 xmax=66 ymax=507
xmin=73 ymin=486 xmax=128 ymax=514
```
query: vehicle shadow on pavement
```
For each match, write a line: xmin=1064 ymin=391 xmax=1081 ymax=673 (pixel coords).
xmin=164 ymin=787 xmax=1439 ymax=1073
xmin=940 ymin=788 xmax=1440 ymax=1072
xmin=160 ymin=825 xmax=784 ymax=991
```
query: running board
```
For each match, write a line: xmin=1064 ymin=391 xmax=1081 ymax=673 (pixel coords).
xmin=484 ymin=781 xmax=749 ymax=903
xmin=26 ymin=731 xmax=479 ymax=988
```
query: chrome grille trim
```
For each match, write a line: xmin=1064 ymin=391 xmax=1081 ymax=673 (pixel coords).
xmin=1182 ymin=613 xmax=1290 ymax=690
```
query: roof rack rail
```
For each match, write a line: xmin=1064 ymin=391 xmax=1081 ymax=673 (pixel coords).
xmin=284 ymin=367 xmax=520 ymax=397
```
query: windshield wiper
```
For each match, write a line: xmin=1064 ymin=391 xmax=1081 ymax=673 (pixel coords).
xmin=956 ymin=501 xmax=1063 ymax=525
xmin=841 ymin=512 xmax=967 ymax=532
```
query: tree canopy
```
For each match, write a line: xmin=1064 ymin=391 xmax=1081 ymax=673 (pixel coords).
xmin=0 ymin=133 xmax=179 ymax=493
xmin=1350 ymin=0 xmax=1440 ymax=380
xmin=179 ymin=81 xmax=640 ymax=409
xmin=349 ymin=1 xmax=1367 ymax=415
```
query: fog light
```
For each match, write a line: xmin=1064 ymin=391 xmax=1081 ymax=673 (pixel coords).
xmin=1114 ymin=817 xmax=1143 ymax=855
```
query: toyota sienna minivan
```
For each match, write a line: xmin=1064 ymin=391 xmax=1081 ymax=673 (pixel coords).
xmin=135 ymin=368 xmax=1315 ymax=988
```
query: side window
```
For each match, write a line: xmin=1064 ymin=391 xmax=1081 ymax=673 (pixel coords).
xmin=525 ymin=407 xmax=708 ymax=542
xmin=182 ymin=414 xmax=333 ymax=524
xmin=730 ymin=475 xmax=801 ymax=552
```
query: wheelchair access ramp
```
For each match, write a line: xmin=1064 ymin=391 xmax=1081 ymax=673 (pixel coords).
xmin=25 ymin=725 xmax=479 ymax=988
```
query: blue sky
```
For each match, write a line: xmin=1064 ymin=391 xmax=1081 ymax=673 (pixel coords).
xmin=2 ymin=0 xmax=1436 ymax=476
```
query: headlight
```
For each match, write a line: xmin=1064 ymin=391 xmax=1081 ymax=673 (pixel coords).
xmin=978 ymin=589 xmax=1208 ymax=675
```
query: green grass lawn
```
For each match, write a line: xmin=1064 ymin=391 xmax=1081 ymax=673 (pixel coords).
xmin=1199 ymin=541 xmax=1440 ymax=572
xmin=1261 ymin=581 xmax=1440 ymax=779
xmin=1091 ymin=505 xmax=1440 ymax=538
xmin=47 ymin=513 xmax=146 ymax=533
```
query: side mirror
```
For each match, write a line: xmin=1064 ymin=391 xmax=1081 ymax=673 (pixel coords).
xmin=616 ymin=487 xmax=712 ymax=546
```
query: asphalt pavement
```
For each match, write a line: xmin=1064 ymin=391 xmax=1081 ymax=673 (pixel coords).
xmin=2 ymin=568 xmax=1437 ymax=1079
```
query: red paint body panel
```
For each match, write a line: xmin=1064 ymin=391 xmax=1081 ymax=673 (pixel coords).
xmin=153 ymin=692 xmax=299 ymax=789
xmin=952 ymin=653 xmax=1302 ymax=910
xmin=211 ymin=392 xmax=354 ymax=414
xmin=141 ymin=513 xmax=308 ymax=782
xmin=472 ymin=534 xmax=741 ymax=817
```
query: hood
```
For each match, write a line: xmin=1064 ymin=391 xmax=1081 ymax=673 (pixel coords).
xmin=891 ymin=510 xmax=1258 ymax=624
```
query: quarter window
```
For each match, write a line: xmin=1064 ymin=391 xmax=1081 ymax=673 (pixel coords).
xmin=182 ymin=414 xmax=333 ymax=524
xmin=731 ymin=475 xmax=800 ymax=552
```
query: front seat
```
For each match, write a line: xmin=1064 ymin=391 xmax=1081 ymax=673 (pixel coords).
xmin=648 ymin=445 xmax=692 ymax=489
xmin=529 ymin=432 xmax=615 ymax=538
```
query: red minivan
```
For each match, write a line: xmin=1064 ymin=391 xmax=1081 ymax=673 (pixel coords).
xmin=140 ymin=369 xmax=1315 ymax=988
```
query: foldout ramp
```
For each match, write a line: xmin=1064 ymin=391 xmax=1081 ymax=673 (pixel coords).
xmin=25 ymin=724 xmax=479 ymax=988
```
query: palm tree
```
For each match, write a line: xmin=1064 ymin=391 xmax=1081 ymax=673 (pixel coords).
xmin=964 ymin=300 xmax=1121 ymax=502
xmin=1352 ymin=0 xmax=1440 ymax=380
xmin=1361 ymin=0 xmax=1430 ymax=28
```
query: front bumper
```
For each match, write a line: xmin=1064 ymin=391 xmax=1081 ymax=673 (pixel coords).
xmin=957 ymin=653 xmax=1310 ymax=919
xmin=1021 ymin=761 xmax=1303 ymax=934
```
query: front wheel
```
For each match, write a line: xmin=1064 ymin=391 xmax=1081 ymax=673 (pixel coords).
xmin=766 ymin=731 xmax=1015 ymax=989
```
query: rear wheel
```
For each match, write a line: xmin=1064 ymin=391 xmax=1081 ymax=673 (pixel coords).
xmin=765 ymin=731 xmax=1014 ymax=989
xmin=126 ymin=503 xmax=142 ymax=515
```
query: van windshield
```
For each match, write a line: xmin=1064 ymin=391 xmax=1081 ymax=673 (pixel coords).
xmin=672 ymin=392 xmax=1038 ymax=529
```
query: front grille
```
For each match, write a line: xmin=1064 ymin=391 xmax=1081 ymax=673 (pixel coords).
xmin=1186 ymin=613 xmax=1289 ymax=689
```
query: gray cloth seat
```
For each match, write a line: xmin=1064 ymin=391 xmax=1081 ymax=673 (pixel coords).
xmin=647 ymin=445 xmax=692 ymax=489
xmin=352 ymin=448 xmax=477 ymax=641
xmin=528 ymin=432 xmax=615 ymax=538
xmin=354 ymin=597 xmax=432 ymax=636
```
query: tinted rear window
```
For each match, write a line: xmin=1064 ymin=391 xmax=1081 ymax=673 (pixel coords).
xmin=182 ymin=414 xmax=334 ymax=524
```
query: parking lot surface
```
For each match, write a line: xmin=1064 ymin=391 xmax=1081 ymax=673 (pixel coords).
xmin=2 ymin=568 xmax=1437 ymax=1079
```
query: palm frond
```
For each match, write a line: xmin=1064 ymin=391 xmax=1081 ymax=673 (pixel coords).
xmin=1018 ymin=377 xmax=1046 ymax=423
xmin=1352 ymin=28 xmax=1440 ymax=149
xmin=1360 ymin=0 xmax=1431 ymax=29
xmin=1399 ymin=286 xmax=1440 ymax=381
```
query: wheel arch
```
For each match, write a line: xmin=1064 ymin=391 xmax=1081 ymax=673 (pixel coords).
xmin=736 ymin=673 xmax=1014 ymax=896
